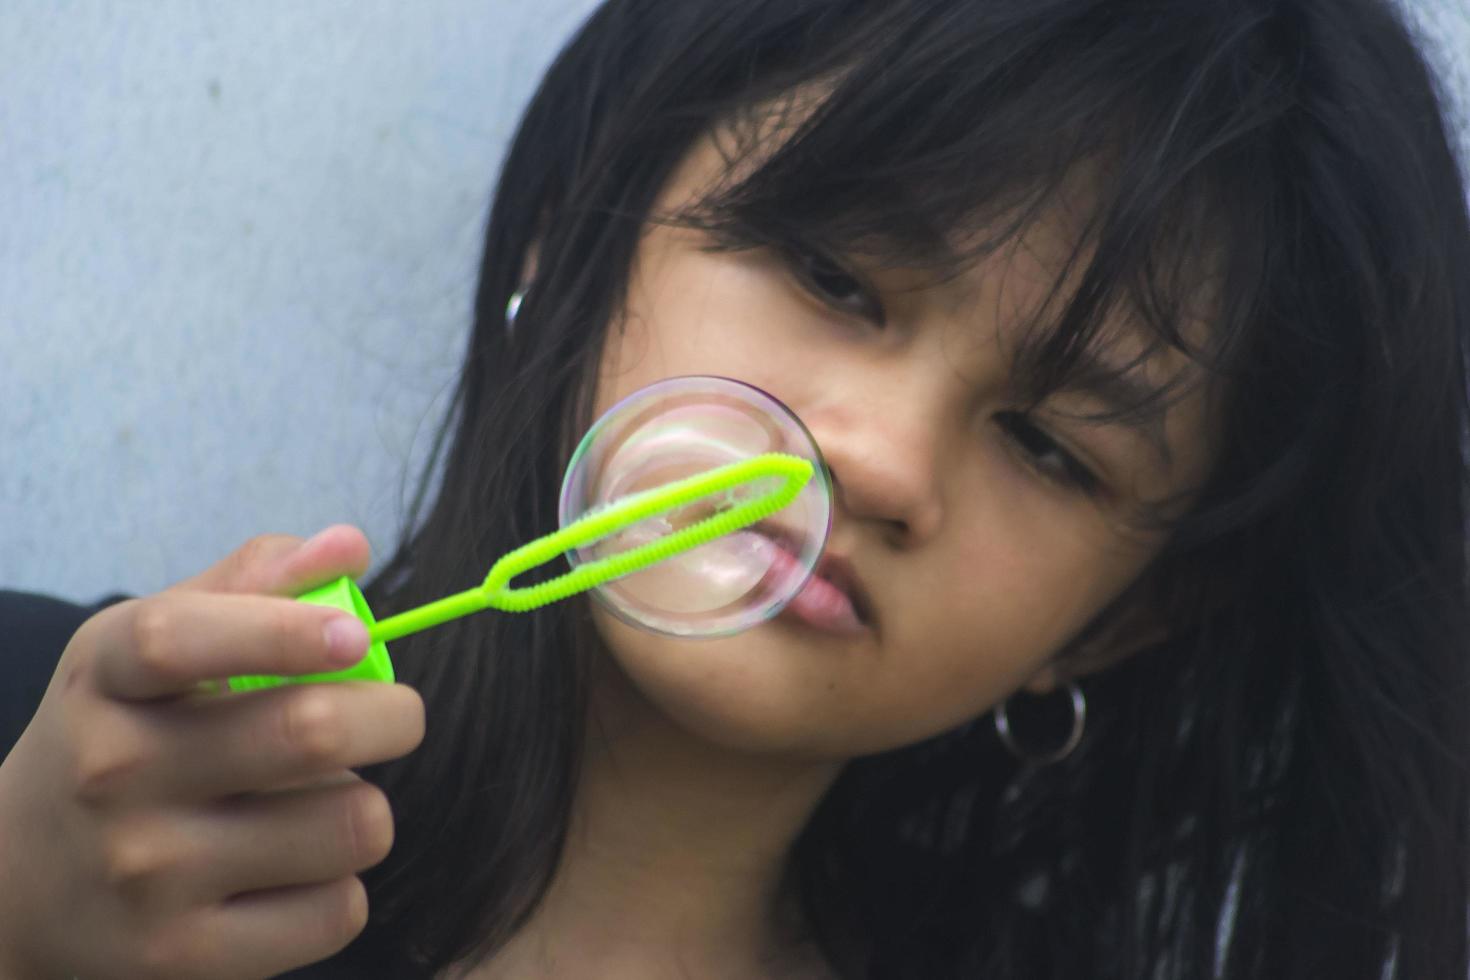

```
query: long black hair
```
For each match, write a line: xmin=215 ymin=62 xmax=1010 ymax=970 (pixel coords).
xmin=354 ymin=1 xmax=1470 ymax=976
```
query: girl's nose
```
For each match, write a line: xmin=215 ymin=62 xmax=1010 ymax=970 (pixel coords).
xmin=806 ymin=392 xmax=946 ymax=545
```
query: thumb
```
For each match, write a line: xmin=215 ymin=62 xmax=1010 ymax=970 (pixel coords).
xmin=169 ymin=525 xmax=373 ymax=597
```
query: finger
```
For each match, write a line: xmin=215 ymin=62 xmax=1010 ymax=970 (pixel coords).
xmin=171 ymin=525 xmax=372 ymax=598
xmin=149 ymin=877 xmax=368 ymax=980
xmin=94 ymin=593 xmax=372 ymax=701
xmin=147 ymin=682 xmax=425 ymax=799
xmin=194 ymin=779 xmax=395 ymax=898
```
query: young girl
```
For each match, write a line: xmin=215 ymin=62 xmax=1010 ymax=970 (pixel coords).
xmin=2 ymin=0 xmax=1467 ymax=977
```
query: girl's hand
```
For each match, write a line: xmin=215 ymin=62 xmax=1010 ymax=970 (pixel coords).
xmin=0 ymin=527 xmax=426 ymax=980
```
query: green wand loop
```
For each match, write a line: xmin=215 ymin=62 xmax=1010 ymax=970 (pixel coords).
xmin=227 ymin=453 xmax=814 ymax=691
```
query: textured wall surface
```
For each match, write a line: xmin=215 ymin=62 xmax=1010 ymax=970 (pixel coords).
xmin=1 ymin=1 xmax=601 ymax=599
xmin=2 ymin=1 xmax=1467 ymax=602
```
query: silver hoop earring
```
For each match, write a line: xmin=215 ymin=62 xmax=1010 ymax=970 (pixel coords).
xmin=994 ymin=680 xmax=1086 ymax=766
xmin=505 ymin=288 xmax=526 ymax=333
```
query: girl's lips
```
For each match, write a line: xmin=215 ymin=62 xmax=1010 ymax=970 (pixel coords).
xmin=782 ymin=568 xmax=868 ymax=635
xmin=752 ymin=528 xmax=871 ymax=636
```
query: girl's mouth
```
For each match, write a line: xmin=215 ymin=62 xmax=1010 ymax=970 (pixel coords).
xmin=782 ymin=566 xmax=868 ymax=635
xmin=752 ymin=523 xmax=872 ymax=636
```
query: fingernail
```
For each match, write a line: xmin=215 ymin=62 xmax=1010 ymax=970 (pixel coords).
xmin=324 ymin=616 xmax=370 ymax=666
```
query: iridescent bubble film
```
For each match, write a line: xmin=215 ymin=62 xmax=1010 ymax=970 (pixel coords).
xmin=559 ymin=376 xmax=832 ymax=637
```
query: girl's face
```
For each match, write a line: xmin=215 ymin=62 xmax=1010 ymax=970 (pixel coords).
xmin=586 ymin=135 xmax=1218 ymax=760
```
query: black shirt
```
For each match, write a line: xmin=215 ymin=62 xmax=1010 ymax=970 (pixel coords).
xmin=0 ymin=590 xmax=116 ymax=758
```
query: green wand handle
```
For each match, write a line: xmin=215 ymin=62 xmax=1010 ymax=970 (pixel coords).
xmin=227 ymin=453 xmax=813 ymax=691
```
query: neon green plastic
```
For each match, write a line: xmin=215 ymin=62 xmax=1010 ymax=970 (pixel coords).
xmin=226 ymin=576 xmax=395 ymax=691
xmin=371 ymin=452 xmax=813 ymax=640
xmin=225 ymin=452 xmax=813 ymax=689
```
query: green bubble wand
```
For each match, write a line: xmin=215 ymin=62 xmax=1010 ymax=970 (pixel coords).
xmin=228 ymin=453 xmax=813 ymax=691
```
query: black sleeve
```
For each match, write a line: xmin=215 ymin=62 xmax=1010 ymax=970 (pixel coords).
xmin=0 ymin=590 xmax=129 ymax=759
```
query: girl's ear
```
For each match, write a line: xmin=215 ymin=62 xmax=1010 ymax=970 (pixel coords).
xmin=1020 ymin=580 xmax=1172 ymax=696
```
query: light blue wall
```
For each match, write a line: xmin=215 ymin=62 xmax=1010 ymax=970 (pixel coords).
xmin=1409 ymin=2 xmax=1470 ymax=165
xmin=2 ymin=1 xmax=1467 ymax=601
xmin=1 ymin=1 xmax=601 ymax=599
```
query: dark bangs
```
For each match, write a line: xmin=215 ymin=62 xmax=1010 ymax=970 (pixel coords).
xmin=668 ymin=2 xmax=1291 ymax=530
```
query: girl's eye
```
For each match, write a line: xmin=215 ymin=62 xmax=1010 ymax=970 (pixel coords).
xmin=785 ymin=245 xmax=886 ymax=325
xmin=994 ymin=411 xmax=1102 ymax=496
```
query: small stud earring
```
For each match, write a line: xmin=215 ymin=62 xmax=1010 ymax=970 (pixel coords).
xmin=505 ymin=288 xmax=526 ymax=334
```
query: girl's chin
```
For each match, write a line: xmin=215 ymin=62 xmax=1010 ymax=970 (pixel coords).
xmin=588 ymin=617 xmax=844 ymax=754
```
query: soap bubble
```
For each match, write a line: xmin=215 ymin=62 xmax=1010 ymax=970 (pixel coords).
xmin=558 ymin=376 xmax=831 ymax=637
